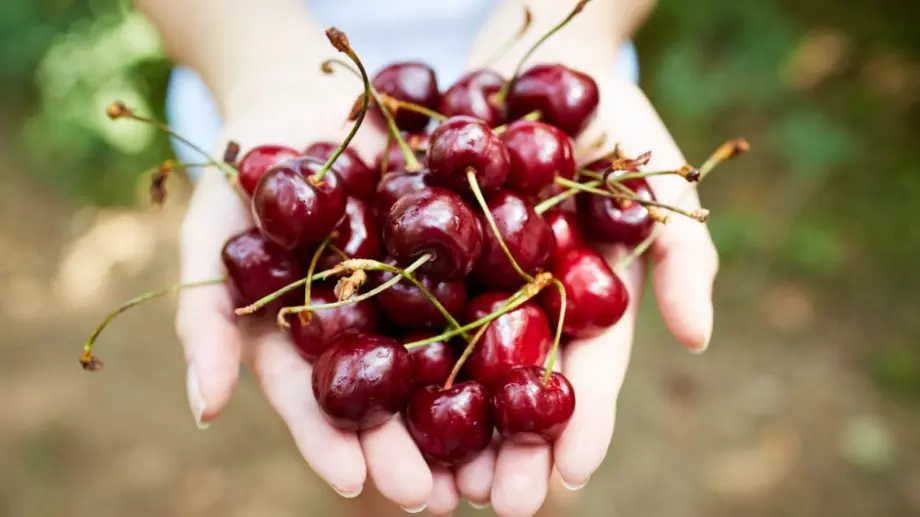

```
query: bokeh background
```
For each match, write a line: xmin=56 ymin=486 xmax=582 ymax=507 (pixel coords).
xmin=2 ymin=0 xmax=919 ymax=516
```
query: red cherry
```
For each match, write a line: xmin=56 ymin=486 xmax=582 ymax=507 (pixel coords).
xmin=373 ymin=170 xmax=429 ymax=222
xmin=221 ymin=229 xmax=304 ymax=312
xmin=251 ymin=158 xmax=347 ymax=250
xmin=544 ymin=209 xmax=587 ymax=263
xmin=463 ymin=292 xmax=552 ymax=389
xmin=312 ymin=332 xmax=414 ymax=431
xmin=315 ymin=197 xmax=382 ymax=270
xmin=506 ymin=64 xmax=599 ymax=137
xmin=383 ymin=187 xmax=483 ymax=281
xmin=303 ymin=142 xmax=378 ymax=201
xmin=439 ymin=69 xmax=507 ymax=127
xmin=289 ymin=284 xmax=380 ymax=362
xmin=372 ymin=62 xmax=441 ymax=132
xmin=577 ymin=165 xmax=655 ymax=245
xmin=427 ymin=116 xmax=510 ymax=196
xmin=237 ymin=144 xmax=300 ymax=195
xmin=373 ymin=132 xmax=429 ymax=174
xmin=540 ymin=248 xmax=629 ymax=339
xmin=373 ymin=258 xmax=467 ymax=330
xmin=406 ymin=382 xmax=493 ymax=466
xmin=471 ymin=190 xmax=555 ymax=289
xmin=500 ymin=120 xmax=575 ymax=195
xmin=491 ymin=366 xmax=575 ymax=444
xmin=405 ymin=332 xmax=458 ymax=388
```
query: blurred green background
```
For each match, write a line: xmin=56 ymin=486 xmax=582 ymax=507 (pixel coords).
xmin=2 ymin=0 xmax=919 ymax=516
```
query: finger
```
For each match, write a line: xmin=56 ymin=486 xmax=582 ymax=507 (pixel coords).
xmin=359 ymin=418 xmax=433 ymax=512
xmin=246 ymin=323 xmax=367 ymax=497
xmin=491 ymin=442 xmax=553 ymax=517
xmin=175 ymin=168 xmax=251 ymax=427
xmin=426 ymin=466 xmax=461 ymax=516
xmin=455 ymin=442 xmax=497 ymax=508
xmin=553 ymin=248 xmax=644 ymax=489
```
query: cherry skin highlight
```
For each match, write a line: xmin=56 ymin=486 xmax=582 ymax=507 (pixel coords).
xmin=439 ymin=69 xmax=507 ymax=127
xmin=237 ymin=144 xmax=300 ymax=196
xmin=578 ymin=163 xmax=656 ymax=245
xmin=221 ymin=229 xmax=304 ymax=313
xmin=315 ymin=197 xmax=382 ymax=270
xmin=404 ymin=331 xmax=458 ymax=388
xmin=312 ymin=332 xmax=414 ymax=431
xmin=471 ymin=190 xmax=556 ymax=289
xmin=491 ymin=366 xmax=576 ymax=444
xmin=405 ymin=381 xmax=493 ymax=466
xmin=372 ymin=62 xmax=441 ymax=132
xmin=540 ymin=248 xmax=629 ymax=339
xmin=373 ymin=170 xmax=429 ymax=222
xmin=427 ymin=115 xmax=510 ymax=196
xmin=383 ymin=186 xmax=483 ymax=281
xmin=463 ymin=292 xmax=552 ymax=389
xmin=500 ymin=120 xmax=575 ymax=195
xmin=506 ymin=64 xmax=599 ymax=137
xmin=303 ymin=142 xmax=378 ymax=201
xmin=288 ymin=284 xmax=380 ymax=362
xmin=373 ymin=258 xmax=467 ymax=330
xmin=543 ymin=209 xmax=587 ymax=263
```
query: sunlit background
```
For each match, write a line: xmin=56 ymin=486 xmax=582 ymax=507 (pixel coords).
xmin=2 ymin=0 xmax=919 ymax=515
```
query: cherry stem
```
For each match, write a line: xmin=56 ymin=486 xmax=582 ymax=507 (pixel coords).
xmin=614 ymin=138 xmax=750 ymax=273
xmin=301 ymin=233 xmax=335 ymax=324
xmin=79 ymin=277 xmax=226 ymax=371
xmin=384 ymin=94 xmax=447 ymax=121
xmin=492 ymin=110 xmax=541 ymax=134
xmin=234 ymin=264 xmax=350 ymax=315
xmin=482 ymin=5 xmax=533 ymax=67
xmin=276 ymin=254 xmax=432 ymax=327
xmin=494 ymin=0 xmax=592 ymax=104
xmin=313 ymin=28 xmax=371 ymax=183
xmin=466 ymin=168 xmax=534 ymax=282
xmin=542 ymin=278 xmax=567 ymax=384
xmin=321 ymin=58 xmax=422 ymax=172
xmin=443 ymin=315 xmax=493 ymax=389
xmin=553 ymin=177 xmax=710 ymax=222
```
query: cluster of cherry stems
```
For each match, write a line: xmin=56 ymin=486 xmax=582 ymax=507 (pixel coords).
xmin=82 ymin=1 xmax=747 ymax=469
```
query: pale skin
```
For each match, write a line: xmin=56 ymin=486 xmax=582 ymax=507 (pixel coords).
xmin=136 ymin=0 xmax=718 ymax=515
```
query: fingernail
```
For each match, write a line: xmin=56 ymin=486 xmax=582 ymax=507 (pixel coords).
xmin=187 ymin=364 xmax=209 ymax=430
xmin=689 ymin=326 xmax=712 ymax=355
xmin=400 ymin=503 xmax=427 ymax=513
xmin=469 ymin=500 xmax=490 ymax=510
xmin=332 ymin=485 xmax=363 ymax=499
xmin=562 ymin=476 xmax=590 ymax=491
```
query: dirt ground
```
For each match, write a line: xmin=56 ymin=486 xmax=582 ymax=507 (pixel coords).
xmin=2 ymin=173 xmax=919 ymax=517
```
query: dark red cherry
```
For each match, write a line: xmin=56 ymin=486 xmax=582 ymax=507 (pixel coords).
xmin=506 ymin=64 xmax=599 ymax=137
xmin=439 ymin=69 xmax=507 ymax=127
xmin=540 ymin=248 xmax=629 ymax=339
xmin=221 ymin=229 xmax=304 ymax=312
xmin=289 ymin=284 xmax=380 ymax=362
xmin=251 ymin=158 xmax=347 ymax=250
xmin=372 ymin=62 xmax=440 ymax=132
xmin=237 ymin=144 xmax=300 ymax=195
xmin=427 ymin=116 xmax=510 ymax=195
xmin=463 ymin=292 xmax=552 ymax=389
xmin=312 ymin=332 xmax=414 ymax=431
xmin=471 ymin=190 xmax=555 ymax=290
xmin=406 ymin=381 xmax=493 ymax=466
xmin=374 ymin=132 xmax=429 ymax=173
xmin=405 ymin=332 xmax=458 ymax=388
xmin=500 ymin=120 xmax=575 ymax=195
xmin=577 ymin=166 xmax=656 ymax=245
xmin=383 ymin=187 xmax=483 ymax=281
xmin=373 ymin=170 xmax=429 ymax=221
xmin=315 ymin=197 xmax=382 ymax=270
xmin=491 ymin=366 xmax=575 ymax=444
xmin=303 ymin=142 xmax=378 ymax=202
xmin=543 ymin=209 xmax=587 ymax=263
xmin=373 ymin=258 xmax=467 ymax=330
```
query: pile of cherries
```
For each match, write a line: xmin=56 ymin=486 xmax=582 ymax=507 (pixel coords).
xmin=86 ymin=5 xmax=745 ymax=472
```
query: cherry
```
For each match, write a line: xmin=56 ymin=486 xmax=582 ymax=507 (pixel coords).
xmin=383 ymin=186 xmax=483 ymax=281
xmin=471 ymin=190 xmax=555 ymax=289
xmin=371 ymin=62 xmax=440 ymax=132
xmin=491 ymin=366 xmax=575 ymax=444
xmin=439 ymin=69 xmax=507 ymax=127
xmin=237 ymin=144 xmax=300 ymax=195
xmin=373 ymin=258 xmax=467 ymax=330
xmin=374 ymin=132 xmax=429 ymax=173
xmin=251 ymin=158 xmax=346 ymax=250
xmin=289 ymin=283 xmax=380 ymax=361
xmin=373 ymin=170 xmax=429 ymax=221
xmin=303 ymin=142 xmax=378 ymax=201
xmin=312 ymin=332 xmax=413 ymax=431
xmin=221 ymin=229 xmax=304 ymax=312
xmin=500 ymin=120 xmax=575 ymax=195
xmin=405 ymin=331 xmax=458 ymax=388
xmin=577 ymin=164 xmax=656 ymax=245
xmin=540 ymin=248 xmax=629 ymax=339
xmin=405 ymin=381 xmax=493 ymax=466
xmin=427 ymin=116 xmax=510 ymax=195
xmin=463 ymin=292 xmax=552 ymax=388
xmin=506 ymin=64 xmax=599 ymax=137
xmin=316 ymin=197 xmax=382 ymax=270
xmin=543 ymin=209 xmax=587 ymax=263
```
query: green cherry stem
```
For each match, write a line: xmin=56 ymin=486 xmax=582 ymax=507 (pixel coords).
xmin=492 ymin=110 xmax=541 ymax=135
xmin=234 ymin=265 xmax=349 ymax=315
xmin=443 ymin=315 xmax=493 ymax=389
xmin=543 ymin=278 xmax=567 ymax=384
xmin=372 ymin=261 xmax=470 ymax=340
xmin=482 ymin=5 xmax=533 ymax=67
xmin=79 ymin=277 xmax=226 ymax=371
xmin=301 ymin=233 xmax=336 ymax=323
xmin=554 ymin=177 xmax=709 ymax=222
